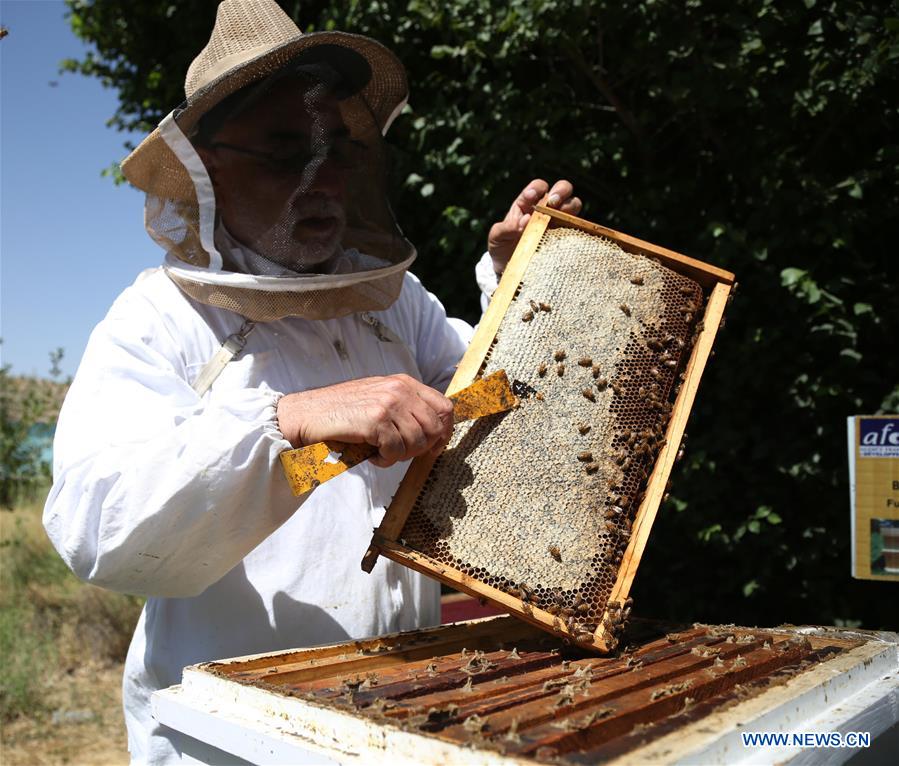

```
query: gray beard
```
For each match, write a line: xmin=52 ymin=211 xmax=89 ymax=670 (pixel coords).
xmin=215 ymin=203 xmax=346 ymax=276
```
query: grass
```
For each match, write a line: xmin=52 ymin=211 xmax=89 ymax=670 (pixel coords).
xmin=0 ymin=490 xmax=143 ymax=723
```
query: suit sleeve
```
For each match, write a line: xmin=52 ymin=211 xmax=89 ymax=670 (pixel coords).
xmin=43 ymin=290 xmax=300 ymax=599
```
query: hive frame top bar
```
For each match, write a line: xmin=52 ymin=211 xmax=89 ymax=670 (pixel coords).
xmin=538 ymin=205 xmax=736 ymax=288
xmin=364 ymin=207 xmax=735 ymax=652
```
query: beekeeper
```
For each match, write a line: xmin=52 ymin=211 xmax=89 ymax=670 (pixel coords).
xmin=43 ymin=0 xmax=580 ymax=762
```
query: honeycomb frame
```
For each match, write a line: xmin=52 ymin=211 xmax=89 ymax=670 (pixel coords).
xmin=363 ymin=207 xmax=735 ymax=652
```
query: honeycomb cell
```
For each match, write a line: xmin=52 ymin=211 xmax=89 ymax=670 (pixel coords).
xmin=399 ymin=227 xmax=702 ymax=634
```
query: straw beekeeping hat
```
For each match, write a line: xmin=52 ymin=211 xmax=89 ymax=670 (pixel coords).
xmin=122 ymin=0 xmax=407 ymax=199
xmin=118 ymin=0 xmax=416 ymax=322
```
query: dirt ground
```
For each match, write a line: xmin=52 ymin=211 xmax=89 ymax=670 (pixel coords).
xmin=2 ymin=662 xmax=129 ymax=765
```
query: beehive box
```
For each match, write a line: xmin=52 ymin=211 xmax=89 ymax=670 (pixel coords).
xmin=364 ymin=207 xmax=736 ymax=652
xmin=153 ymin=616 xmax=899 ymax=765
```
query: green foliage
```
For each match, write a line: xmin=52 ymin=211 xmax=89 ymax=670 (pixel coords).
xmin=0 ymin=347 xmax=68 ymax=509
xmin=64 ymin=1 xmax=898 ymax=629
xmin=0 ymin=504 xmax=143 ymax=721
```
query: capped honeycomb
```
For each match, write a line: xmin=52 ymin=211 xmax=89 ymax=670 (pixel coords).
xmin=400 ymin=226 xmax=704 ymax=646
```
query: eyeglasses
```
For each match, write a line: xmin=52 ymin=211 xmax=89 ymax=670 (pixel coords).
xmin=210 ymin=135 xmax=368 ymax=174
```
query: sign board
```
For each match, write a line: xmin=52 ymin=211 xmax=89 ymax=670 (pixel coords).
xmin=847 ymin=415 xmax=899 ymax=581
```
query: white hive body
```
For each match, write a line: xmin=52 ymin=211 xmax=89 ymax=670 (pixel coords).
xmin=402 ymin=227 xmax=704 ymax=629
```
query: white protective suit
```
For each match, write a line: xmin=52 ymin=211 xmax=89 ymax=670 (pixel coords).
xmin=44 ymin=248 xmax=500 ymax=763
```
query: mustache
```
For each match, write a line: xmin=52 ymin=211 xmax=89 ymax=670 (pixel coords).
xmin=291 ymin=195 xmax=345 ymax=222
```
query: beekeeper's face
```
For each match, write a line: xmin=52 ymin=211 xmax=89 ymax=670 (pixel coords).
xmin=197 ymin=77 xmax=354 ymax=270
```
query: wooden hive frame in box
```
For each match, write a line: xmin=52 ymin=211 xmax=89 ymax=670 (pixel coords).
xmin=363 ymin=206 xmax=735 ymax=652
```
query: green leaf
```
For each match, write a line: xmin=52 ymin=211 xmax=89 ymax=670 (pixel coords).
xmin=766 ymin=513 xmax=782 ymax=525
xmin=780 ymin=267 xmax=807 ymax=287
xmin=743 ymin=580 xmax=760 ymax=597
xmin=808 ymin=20 xmax=823 ymax=36
xmin=698 ymin=523 xmax=722 ymax=542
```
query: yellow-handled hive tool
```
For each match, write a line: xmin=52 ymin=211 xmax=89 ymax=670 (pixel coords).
xmin=280 ymin=369 xmax=520 ymax=496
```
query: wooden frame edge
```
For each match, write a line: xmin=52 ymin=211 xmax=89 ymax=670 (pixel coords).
xmin=597 ymin=281 xmax=732 ymax=647
xmin=537 ymin=205 xmax=735 ymax=288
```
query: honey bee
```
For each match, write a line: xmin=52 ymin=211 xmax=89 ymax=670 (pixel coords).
xmin=595 ymin=377 xmax=608 ymax=391
xmin=577 ymin=357 xmax=592 ymax=367
xmin=535 ymin=392 xmax=545 ymax=401
xmin=582 ymin=388 xmax=596 ymax=402
xmin=630 ymin=276 xmax=644 ymax=286
xmin=537 ymin=362 xmax=547 ymax=377
xmin=529 ymin=299 xmax=540 ymax=312
xmin=554 ymin=349 xmax=566 ymax=361
xmin=548 ymin=545 xmax=562 ymax=561
xmin=664 ymin=358 xmax=677 ymax=368
xmin=577 ymin=423 xmax=591 ymax=435
xmin=575 ymin=631 xmax=594 ymax=644
xmin=585 ymin=462 xmax=599 ymax=474
xmin=556 ymin=363 xmax=565 ymax=376
xmin=577 ymin=451 xmax=593 ymax=462
xmin=539 ymin=301 xmax=552 ymax=312
xmin=649 ymin=366 xmax=662 ymax=381
xmin=619 ymin=303 xmax=632 ymax=317
xmin=522 ymin=310 xmax=534 ymax=322
xmin=684 ymin=312 xmax=693 ymax=323
xmin=679 ymin=285 xmax=693 ymax=296
xmin=592 ymin=364 xmax=602 ymax=378
xmin=576 ymin=603 xmax=590 ymax=614
xmin=610 ymin=381 xmax=624 ymax=396
xmin=647 ymin=339 xmax=663 ymax=352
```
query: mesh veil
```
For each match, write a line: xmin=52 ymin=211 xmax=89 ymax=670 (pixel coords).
xmin=143 ymin=58 xmax=415 ymax=322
